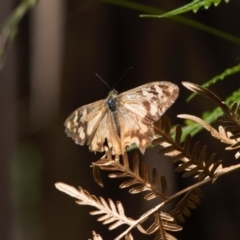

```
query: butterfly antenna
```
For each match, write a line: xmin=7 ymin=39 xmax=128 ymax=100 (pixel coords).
xmin=113 ymin=67 xmax=133 ymax=89
xmin=95 ymin=73 xmax=111 ymax=90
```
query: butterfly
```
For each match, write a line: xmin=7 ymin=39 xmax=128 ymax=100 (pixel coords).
xmin=64 ymin=82 xmax=179 ymax=155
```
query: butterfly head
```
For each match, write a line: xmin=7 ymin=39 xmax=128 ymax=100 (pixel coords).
xmin=107 ymin=89 xmax=118 ymax=112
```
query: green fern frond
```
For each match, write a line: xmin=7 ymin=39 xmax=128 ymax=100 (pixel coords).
xmin=188 ymin=63 xmax=240 ymax=101
xmin=0 ymin=0 xmax=38 ymax=68
xmin=141 ymin=0 xmax=230 ymax=18
xmin=101 ymin=0 xmax=240 ymax=45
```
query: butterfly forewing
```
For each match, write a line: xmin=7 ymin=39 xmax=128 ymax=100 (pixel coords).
xmin=64 ymin=81 xmax=179 ymax=155
xmin=65 ymin=100 xmax=107 ymax=145
xmin=117 ymin=82 xmax=179 ymax=153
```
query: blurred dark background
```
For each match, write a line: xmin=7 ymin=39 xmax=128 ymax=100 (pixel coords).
xmin=1 ymin=0 xmax=240 ymax=239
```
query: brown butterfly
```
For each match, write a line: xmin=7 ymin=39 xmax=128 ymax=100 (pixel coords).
xmin=64 ymin=82 xmax=179 ymax=155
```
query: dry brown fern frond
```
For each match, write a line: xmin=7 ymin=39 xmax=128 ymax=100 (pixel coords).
xmin=55 ymin=182 xmax=181 ymax=240
xmin=153 ymin=116 xmax=223 ymax=181
xmin=218 ymin=102 xmax=240 ymax=157
xmin=182 ymin=82 xmax=240 ymax=159
xmin=89 ymin=231 xmax=103 ymax=240
xmin=182 ymin=82 xmax=230 ymax=114
xmin=124 ymin=233 xmax=134 ymax=240
xmin=92 ymin=149 xmax=168 ymax=200
xmin=169 ymin=188 xmax=203 ymax=224
xmin=55 ymin=182 xmax=134 ymax=230
xmin=144 ymin=211 xmax=182 ymax=240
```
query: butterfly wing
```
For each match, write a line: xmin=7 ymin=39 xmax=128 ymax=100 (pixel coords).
xmin=117 ymin=81 xmax=179 ymax=153
xmin=65 ymin=81 xmax=178 ymax=155
xmin=64 ymin=99 xmax=122 ymax=154
xmin=89 ymin=109 xmax=121 ymax=155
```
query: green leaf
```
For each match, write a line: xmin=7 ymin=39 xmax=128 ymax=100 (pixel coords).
xmin=0 ymin=0 xmax=38 ymax=69
xmin=141 ymin=0 xmax=230 ymax=18
xmin=188 ymin=63 xmax=240 ymax=101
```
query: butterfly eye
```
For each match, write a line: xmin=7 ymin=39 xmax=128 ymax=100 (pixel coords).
xmin=125 ymin=145 xmax=129 ymax=151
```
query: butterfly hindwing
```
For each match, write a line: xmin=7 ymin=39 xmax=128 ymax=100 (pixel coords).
xmin=89 ymin=109 xmax=121 ymax=154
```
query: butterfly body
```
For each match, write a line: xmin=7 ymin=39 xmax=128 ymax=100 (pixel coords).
xmin=107 ymin=90 xmax=118 ymax=112
xmin=65 ymin=81 xmax=179 ymax=155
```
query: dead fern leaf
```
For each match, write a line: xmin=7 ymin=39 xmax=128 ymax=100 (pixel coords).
xmin=146 ymin=211 xmax=181 ymax=239
xmin=178 ymin=114 xmax=235 ymax=145
xmin=55 ymin=182 xmax=134 ymax=230
xmin=170 ymin=188 xmax=203 ymax=224
xmin=93 ymin=165 xmax=104 ymax=187
xmin=93 ymin=150 xmax=168 ymax=200
xmin=154 ymin=116 xmax=222 ymax=180
xmin=182 ymin=82 xmax=230 ymax=114
xmin=182 ymin=82 xmax=240 ymax=159
xmin=218 ymin=102 xmax=240 ymax=157
xmin=89 ymin=231 xmax=103 ymax=240
xmin=124 ymin=233 xmax=134 ymax=240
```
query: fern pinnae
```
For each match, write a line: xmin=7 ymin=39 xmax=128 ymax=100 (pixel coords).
xmin=163 ymin=116 xmax=172 ymax=135
xmin=182 ymin=83 xmax=240 ymax=159
xmin=154 ymin=117 xmax=185 ymax=157
xmin=182 ymin=130 xmax=223 ymax=179
xmin=141 ymin=0 xmax=229 ymax=19
xmin=178 ymin=114 xmax=235 ymax=145
xmin=204 ymin=153 xmax=216 ymax=170
xmin=90 ymin=197 xmax=134 ymax=229
xmin=124 ymin=233 xmax=134 ymax=240
xmin=170 ymin=188 xmax=203 ymax=224
xmin=93 ymin=165 xmax=104 ymax=188
xmin=209 ymin=159 xmax=223 ymax=175
xmin=230 ymin=133 xmax=240 ymax=140
xmin=183 ymin=82 xmax=240 ymax=137
xmin=155 ymin=114 xmax=223 ymax=180
xmin=191 ymin=141 xmax=201 ymax=164
xmin=55 ymin=182 xmax=134 ymax=230
xmin=159 ymin=145 xmax=178 ymax=155
xmin=145 ymin=212 xmax=164 ymax=235
xmin=160 ymin=176 xmax=168 ymax=197
xmin=122 ymin=151 xmax=130 ymax=169
xmin=145 ymin=211 xmax=181 ymax=239
xmin=144 ymin=169 xmax=166 ymax=200
xmin=230 ymin=102 xmax=238 ymax=114
xmin=89 ymin=231 xmax=103 ymax=240
xmin=174 ymin=125 xmax=182 ymax=144
xmin=175 ymin=161 xmax=193 ymax=173
xmin=181 ymin=166 xmax=199 ymax=178
xmin=225 ymin=125 xmax=240 ymax=132
xmin=94 ymin=150 xmax=167 ymax=200
xmin=132 ymin=152 xmax=140 ymax=177
xmin=151 ymin=168 xmax=158 ymax=189
xmin=229 ymin=141 xmax=240 ymax=149
xmin=182 ymin=82 xmax=230 ymax=114
xmin=171 ymin=153 xmax=186 ymax=163
xmin=198 ymin=145 xmax=208 ymax=166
